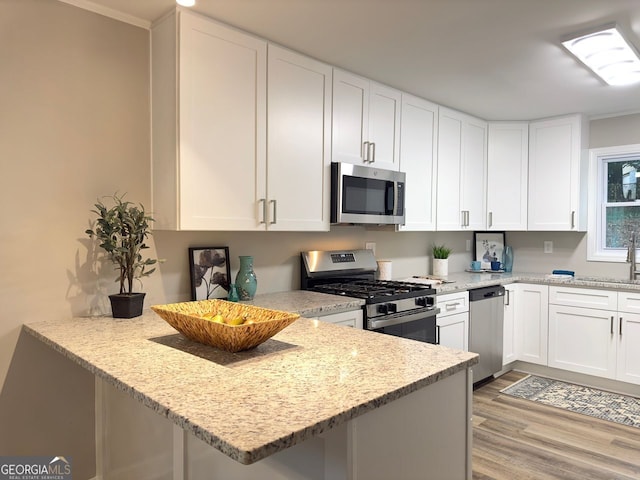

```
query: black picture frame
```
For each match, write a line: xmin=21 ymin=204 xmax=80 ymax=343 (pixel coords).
xmin=473 ymin=232 xmax=506 ymax=269
xmin=188 ymin=247 xmax=231 ymax=301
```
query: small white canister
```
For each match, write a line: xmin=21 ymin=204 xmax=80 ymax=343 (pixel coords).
xmin=377 ymin=260 xmax=392 ymax=280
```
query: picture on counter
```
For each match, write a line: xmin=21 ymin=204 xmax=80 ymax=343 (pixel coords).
xmin=473 ymin=231 xmax=506 ymax=270
xmin=189 ymin=247 xmax=231 ymax=301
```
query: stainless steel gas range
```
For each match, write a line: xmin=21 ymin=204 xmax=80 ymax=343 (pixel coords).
xmin=300 ymin=249 xmax=441 ymax=344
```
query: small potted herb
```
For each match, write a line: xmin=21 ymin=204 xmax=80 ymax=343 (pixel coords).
xmin=86 ymin=193 xmax=159 ymax=318
xmin=432 ymin=244 xmax=452 ymax=277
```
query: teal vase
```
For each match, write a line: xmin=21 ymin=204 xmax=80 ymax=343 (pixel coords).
xmin=502 ymin=246 xmax=514 ymax=273
xmin=235 ymin=256 xmax=257 ymax=300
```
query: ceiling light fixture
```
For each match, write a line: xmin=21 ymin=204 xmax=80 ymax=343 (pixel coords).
xmin=176 ymin=0 xmax=196 ymax=6
xmin=562 ymin=24 xmax=640 ymax=86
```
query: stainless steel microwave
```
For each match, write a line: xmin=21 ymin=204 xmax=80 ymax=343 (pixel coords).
xmin=331 ymin=162 xmax=406 ymax=225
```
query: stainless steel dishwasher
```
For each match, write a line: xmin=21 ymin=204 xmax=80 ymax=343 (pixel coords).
xmin=469 ymin=285 xmax=505 ymax=385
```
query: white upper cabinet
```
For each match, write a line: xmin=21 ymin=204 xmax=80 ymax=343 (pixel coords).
xmin=487 ymin=122 xmax=529 ymax=231
xmin=436 ymin=107 xmax=487 ymax=230
xmin=266 ymin=45 xmax=332 ymax=231
xmin=152 ymin=10 xmax=266 ymax=230
xmin=332 ymin=69 xmax=401 ymax=171
xmin=397 ymin=94 xmax=438 ymax=231
xmin=151 ymin=11 xmax=330 ymax=231
xmin=528 ymin=114 xmax=589 ymax=231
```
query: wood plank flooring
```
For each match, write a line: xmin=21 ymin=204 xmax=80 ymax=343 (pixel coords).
xmin=472 ymin=371 xmax=640 ymax=480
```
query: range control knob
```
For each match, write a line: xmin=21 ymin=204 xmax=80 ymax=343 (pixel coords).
xmin=415 ymin=297 xmax=427 ymax=307
xmin=387 ymin=303 xmax=397 ymax=314
xmin=377 ymin=304 xmax=389 ymax=315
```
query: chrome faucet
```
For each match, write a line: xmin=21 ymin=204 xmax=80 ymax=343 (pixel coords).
xmin=627 ymin=232 xmax=638 ymax=281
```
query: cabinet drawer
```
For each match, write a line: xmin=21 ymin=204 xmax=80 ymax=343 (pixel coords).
xmin=437 ymin=291 xmax=469 ymax=316
xmin=617 ymin=291 xmax=640 ymax=314
xmin=549 ymin=286 xmax=617 ymax=310
xmin=316 ymin=309 xmax=363 ymax=329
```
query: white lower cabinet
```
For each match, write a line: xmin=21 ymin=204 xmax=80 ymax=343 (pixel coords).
xmin=436 ymin=291 xmax=469 ymax=351
xmin=548 ymin=287 xmax=640 ymax=385
xmin=548 ymin=304 xmax=617 ymax=378
xmin=502 ymin=284 xmax=518 ymax=365
xmin=518 ymin=284 xmax=549 ymax=366
xmin=314 ymin=309 xmax=363 ymax=329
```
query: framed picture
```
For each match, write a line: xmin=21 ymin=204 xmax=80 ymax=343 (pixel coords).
xmin=188 ymin=247 xmax=231 ymax=301
xmin=473 ymin=232 xmax=506 ymax=269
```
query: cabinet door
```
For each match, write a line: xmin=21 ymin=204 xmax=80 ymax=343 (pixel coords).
xmin=368 ymin=83 xmax=401 ymax=170
xmin=178 ymin=12 xmax=267 ymax=230
xmin=332 ymin=70 xmax=369 ymax=165
xmin=397 ymin=94 xmax=438 ymax=231
xmin=487 ymin=123 xmax=528 ymax=231
xmin=460 ymin=117 xmax=487 ymax=230
xmin=548 ymin=305 xmax=617 ymax=378
xmin=267 ymin=45 xmax=331 ymax=231
xmin=436 ymin=107 xmax=486 ymax=230
xmin=617 ymin=313 xmax=640 ymax=385
xmin=502 ymin=284 xmax=519 ymax=365
xmin=437 ymin=312 xmax=468 ymax=351
xmin=518 ymin=284 xmax=549 ymax=365
xmin=528 ymin=114 xmax=588 ymax=231
xmin=436 ymin=108 xmax=463 ymax=230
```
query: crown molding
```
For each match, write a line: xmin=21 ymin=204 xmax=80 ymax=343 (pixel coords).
xmin=57 ymin=0 xmax=151 ymax=29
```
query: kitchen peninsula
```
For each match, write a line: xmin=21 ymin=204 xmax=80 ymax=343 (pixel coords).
xmin=24 ymin=305 xmax=478 ymax=480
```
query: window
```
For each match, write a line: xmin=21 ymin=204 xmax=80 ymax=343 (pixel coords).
xmin=588 ymin=144 xmax=640 ymax=261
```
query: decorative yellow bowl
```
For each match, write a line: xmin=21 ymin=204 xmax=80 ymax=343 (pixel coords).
xmin=151 ymin=299 xmax=300 ymax=352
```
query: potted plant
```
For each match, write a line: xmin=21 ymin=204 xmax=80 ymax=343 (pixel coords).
xmin=86 ymin=193 xmax=159 ymax=318
xmin=432 ymin=244 xmax=452 ymax=277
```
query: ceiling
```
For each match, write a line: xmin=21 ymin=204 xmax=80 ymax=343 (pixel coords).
xmin=78 ymin=0 xmax=640 ymax=121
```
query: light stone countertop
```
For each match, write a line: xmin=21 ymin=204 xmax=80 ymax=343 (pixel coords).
xmin=426 ymin=271 xmax=640 ymax=294
xmin=23 ymin=308 xmax=477 ymax=465
xmin=243 ymin=290 xmax=365 ymax=316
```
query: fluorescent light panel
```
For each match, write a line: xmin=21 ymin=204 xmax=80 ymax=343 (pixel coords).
xmin=562 ymin=25 xmax=640 ymax=86
xmin=176 ymin=0 xmax=195 ymax=6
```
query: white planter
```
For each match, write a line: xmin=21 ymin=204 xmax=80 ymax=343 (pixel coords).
xmin=433 ymin=258 xmax=449 ymax=277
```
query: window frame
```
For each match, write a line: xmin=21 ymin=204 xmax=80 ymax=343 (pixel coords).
xmin=587 ymin=143 xmax=640 ymax=262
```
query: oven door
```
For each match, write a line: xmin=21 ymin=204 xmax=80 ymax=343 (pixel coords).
xmin=369 ymin=309 xmax=439 ymax=345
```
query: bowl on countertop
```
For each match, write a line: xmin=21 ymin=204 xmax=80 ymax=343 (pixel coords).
xmin=151 ymin=299 xmax=300 ymax=352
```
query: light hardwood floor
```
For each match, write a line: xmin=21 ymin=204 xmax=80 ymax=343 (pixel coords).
xmin=472 ymin=371 xmax=640 ymax=480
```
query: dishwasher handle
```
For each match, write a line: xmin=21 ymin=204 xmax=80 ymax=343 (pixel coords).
xmin=468 ymin=285 xmax=505 ymax=302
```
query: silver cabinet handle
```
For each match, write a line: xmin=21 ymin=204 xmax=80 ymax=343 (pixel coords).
xmin=270 ymin=199 xmax=277 ymax=224
xmin=571 ymin=211 xmax=576 ymax=229
xmin=259 ymin=199 xmax=267 ymax=224
xmin=370 ymin=142 xmax=376 ymax=163
xmin=489 ymin=211 xmax=493 ymax=228
xmin=445 ymin=302 xmax=461 ymax=310
xmin=611 ymin=316 xmax=614 ymax=335
xmin=505 ymin=289 xmax=510 ymax=306
xmin=436 ymin=325 xmax=440 ymax=345
xmin=363 ymin=141 xmax=370 ymax=162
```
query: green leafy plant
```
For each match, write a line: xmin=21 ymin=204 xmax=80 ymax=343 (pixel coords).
xmin=86 ymin=193 xmax=158 ymax=295
xmin=432 ymin=244 xmax=452 ymax=259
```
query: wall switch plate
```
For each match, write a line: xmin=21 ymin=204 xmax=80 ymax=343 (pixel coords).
xmin=544 ymin=241 xmax=553 ymax=254
xmin=365 ymin=242 xmax=376 ymax=255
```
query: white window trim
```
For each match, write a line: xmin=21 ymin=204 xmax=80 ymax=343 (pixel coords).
xmin=588 ymin=143 xmax=640 ymax=262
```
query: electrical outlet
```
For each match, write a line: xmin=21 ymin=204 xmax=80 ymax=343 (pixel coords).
xmin=365 ymin=242 xmax=376 ymax=255
xmin=544 ymin=241 xmax=553 ymax=254
xmin=466 ymin=239 xmax=471 ymax=252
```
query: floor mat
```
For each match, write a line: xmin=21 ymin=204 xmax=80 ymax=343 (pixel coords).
xmin=500 ymin=375 xmax=640 ymax=428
